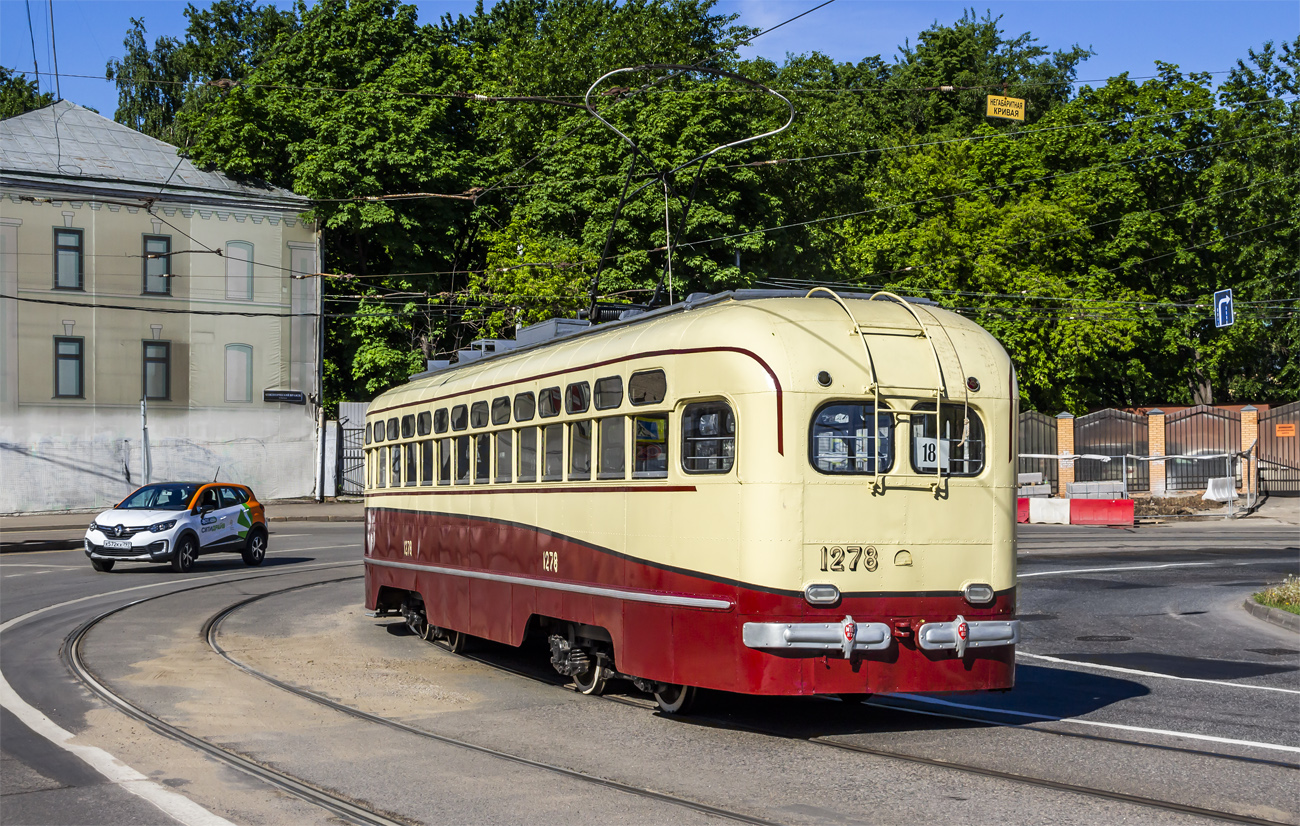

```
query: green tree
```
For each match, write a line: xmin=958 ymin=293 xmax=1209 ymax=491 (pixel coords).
xmin=0 ymin=67 xmax=54 ymax=119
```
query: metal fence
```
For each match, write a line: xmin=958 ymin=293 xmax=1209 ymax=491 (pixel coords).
xmin=1018 ymin=411 xmax=1059 ymax=495
xmin=1166 ymin=405 xmax=1240 ymax=490
xmin=1259 ymin=401 xmax=1300 ymax=496
xmin=337 ymin=401 xmax=368 ymax=496
xmin=1074 ymin=409 xmax=1149 ymax=492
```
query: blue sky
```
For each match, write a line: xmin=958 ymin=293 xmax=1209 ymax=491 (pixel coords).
xmin=2 ymin=0 xmax=1296 ymax=117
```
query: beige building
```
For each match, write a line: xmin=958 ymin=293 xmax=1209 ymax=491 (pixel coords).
xmin=0 ymin=102 xmax=321 ymax=513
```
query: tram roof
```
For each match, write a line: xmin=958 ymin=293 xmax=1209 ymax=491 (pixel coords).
xmin=377 ymin=288 xmax=968 ymax=409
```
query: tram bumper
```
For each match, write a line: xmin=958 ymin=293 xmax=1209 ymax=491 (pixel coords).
xmin=743 ymin=616 xmax=893 ymax=658
xmin=916 ymin=615 xmax=1020 ymax=658
xmin=743 ymin=615 xmax=1020 ymax=659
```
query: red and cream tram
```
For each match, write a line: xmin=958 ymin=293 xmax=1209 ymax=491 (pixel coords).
xmin=362 ymin=289 xmax=1020 ymax=713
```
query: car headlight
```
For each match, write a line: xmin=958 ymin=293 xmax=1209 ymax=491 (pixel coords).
xmin=149 ymin=520 xmax=177 ymax=533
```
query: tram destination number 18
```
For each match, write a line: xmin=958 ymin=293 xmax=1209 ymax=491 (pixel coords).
xmin=820 ymin=545 xmax=878 ymax=573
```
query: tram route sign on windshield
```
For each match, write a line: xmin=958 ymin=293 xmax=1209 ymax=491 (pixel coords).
xmin=1214 ymin=288 xmax=1234 ymax=328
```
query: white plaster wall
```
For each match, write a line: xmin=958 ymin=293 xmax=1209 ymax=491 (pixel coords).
xmin=0 ymin=404 xmax=317 ymax=513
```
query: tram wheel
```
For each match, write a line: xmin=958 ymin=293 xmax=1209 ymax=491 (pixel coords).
xmin=438 ymin=629 xmax=470 ymax=655
xmin=572 ymin=661 xmax=608 ymax=696
xmin=653 ymin=683 xmax=697 ymax=715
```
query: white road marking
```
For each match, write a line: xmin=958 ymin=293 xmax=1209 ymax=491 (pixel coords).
xmin=0 ymin=563 xmax=82 ymax=569
xmin=878 ymin=694 xmax=1300 ymax=754
xmin=2 ymin=570 xmax=56 ymax=578
xmin=0 ymin=560 xmax=357 ymax=826
xmin=1018 ymin=651 xmax=1300 ymax=695
xmin=1019 ymin=560 xmax=1282 ymax=578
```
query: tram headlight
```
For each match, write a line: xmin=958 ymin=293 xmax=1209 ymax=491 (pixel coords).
xmin=804 ymin=583 xmax=841 ymax=606
xmin=963 ymin=582 xmax=995 ymax=606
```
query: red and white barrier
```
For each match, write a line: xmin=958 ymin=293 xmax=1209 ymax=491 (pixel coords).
xmin=1017 ymin=498 xmax=1134 ymax=527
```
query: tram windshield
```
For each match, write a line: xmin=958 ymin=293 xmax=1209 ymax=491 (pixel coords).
xmin=809 ymin=403 xmax=894 ymax=474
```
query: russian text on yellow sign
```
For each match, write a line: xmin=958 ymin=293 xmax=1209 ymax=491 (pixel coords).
xmin=986 ymin=95 xmax=1025 ymax=121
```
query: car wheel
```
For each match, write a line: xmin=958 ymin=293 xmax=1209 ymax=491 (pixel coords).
xmin=90 ymin=558 xmax=115 ymax=572
xmin=241 ymin=527 xmax=267 ymax=566
xmin=171 ymin=535 xmax=197 ymax=573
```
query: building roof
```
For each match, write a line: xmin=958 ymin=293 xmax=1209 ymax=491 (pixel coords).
xmin=0 ymin=101 xmax=308 ymax=210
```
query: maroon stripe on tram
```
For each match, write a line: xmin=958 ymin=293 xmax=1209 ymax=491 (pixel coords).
xmin=367 ymin=485 xmax=697 ymax=497
xmin=367 ymin=346 xmax=785 ymax=455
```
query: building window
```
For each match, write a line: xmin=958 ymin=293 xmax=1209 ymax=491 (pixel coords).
xmin=224 ymin=344 xmax=253 ymax=402
xmin=54 ymin=229 xmax=83 ymax=290
xmin=143 ymin=340 xmax=170 ymax=400
xmin=143 ymin=235 xmax=171 ymax=295
xmin=225 ymin=241 xmax=253 ymax=300
xmin=54 ymin=336 xmax=83 ymax=398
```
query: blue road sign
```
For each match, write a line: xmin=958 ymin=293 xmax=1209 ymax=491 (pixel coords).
xmin=1214 ymin=288 xmax=1234 ymax=328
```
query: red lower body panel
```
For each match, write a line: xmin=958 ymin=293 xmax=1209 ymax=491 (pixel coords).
xmin=364 ymin=507 xmax=1015 ymax=696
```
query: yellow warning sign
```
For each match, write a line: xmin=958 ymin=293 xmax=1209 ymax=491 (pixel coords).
xmin=986 ymin=95 xmax=1025 ymax=121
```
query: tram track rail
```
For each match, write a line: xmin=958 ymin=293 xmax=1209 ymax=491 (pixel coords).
xmin=74 ymin=568 xmax=1294 ymax=826
xmin=213 ymin=580 xmax=1297 ymax=826
xmin=62 ymin=566 xmax=410 ymax=826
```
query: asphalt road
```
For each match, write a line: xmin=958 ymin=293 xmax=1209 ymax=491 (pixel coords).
xmin=1 ymin=521 xmax=1296 ymax=825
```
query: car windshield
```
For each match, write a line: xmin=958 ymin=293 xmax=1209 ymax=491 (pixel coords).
xmin=118 ymin=484 xmax=199 ymax=511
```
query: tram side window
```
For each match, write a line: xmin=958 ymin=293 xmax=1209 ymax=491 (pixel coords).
xmin=514 ymin=392 xmax=536 ymax=422
xmin=542 ymin=423 xmax=564 ymax=481
xmin=391 ymin=445 xmax=403 ymax=486
xmin=594 ymin=376 xmax=623 ymax=410
xmin=401 ymin=415 xmax=415 ymax=439
xmin=539 ymin=387 xmax=561 ymax=418
xmin=598 ymin=417 xmax=625 ymax=479
xmin=475 ymin=433 xmax=491 ymax=483
xmin=910 ymin=403 xmax=985 ymax=476
xmin=810 ymin=403 xmax=894 ymax=474
xmin=455 ymin=435 xmax=471 ymax=484
xmin=438 ymin=438 xmax=452 ymax=485
xmin=633 ymin=416 xmax=669 ymax=478
xmin=569 ymin=420 xmax=592 ymax=481
xmin=451 ymin=405 xmax=468 ymax=431
xmin=365 ymin=423 xmax=372 ymax=444
xmin=518 ymin=427 xmax=538 ymax=482
xmin=566 ymin=382 xmax=590 ymax=414
xmin=387 ymin=418 xmax=398 ymax=441
xmin=471 ymin=401 xmax=489 ymax=429
xmin=434 ymin=409 xmax=448 ymax=434
xmin=417 ymin=412 xmax=432 ymax=436
xmin=629 ymin=370 xmax=666 ymax=405
xmin=495 ymin=431 xmax=512 ymax=483
xmin=377 ymin=447 xmax=387 ymax=487
xmin=404 ymin=443 xmax=417 ymax=486
xmin=373 ymin=422 xmax=384 ymax=443
xmin=491 ymin=396 xmax=511 ymax=425
xmin=420 ymin=440 xmax=433 ymax=485
xmin=682 ymin=401 xmax=736 ymax=474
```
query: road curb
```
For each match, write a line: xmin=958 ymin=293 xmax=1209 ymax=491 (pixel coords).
xmin=1 ymin=516 xmax=363 ymax=553
xmin=1242 ymin=598 xmax=1300 ymax=633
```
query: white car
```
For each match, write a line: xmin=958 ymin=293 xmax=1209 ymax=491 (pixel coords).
xmin=85 ymin=482 xmax=268 ymax=573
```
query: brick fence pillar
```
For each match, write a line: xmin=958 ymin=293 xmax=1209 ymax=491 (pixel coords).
xmin=1056 ymin=412 xmax=1075 ymax=498
xmin=1241 ymin=405 xmax=1258 ymax=494
xmin=1148 ymin=409 xmax=1166 ymax=496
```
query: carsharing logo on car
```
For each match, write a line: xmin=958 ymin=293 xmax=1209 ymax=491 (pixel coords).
xmin=236 ymin=504 xmax=253 ymax=539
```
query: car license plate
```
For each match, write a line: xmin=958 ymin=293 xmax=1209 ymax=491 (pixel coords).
xmin=103 ymin=539 xmax=132 ymax=550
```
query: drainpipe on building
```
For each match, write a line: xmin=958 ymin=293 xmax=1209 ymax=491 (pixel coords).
xmin=140 ymin=397 xmax=152 ymax=485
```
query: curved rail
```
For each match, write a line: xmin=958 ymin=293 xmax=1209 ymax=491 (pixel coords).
xmin=63 ymin=569 xmax=404 ymax=826
xmin=205 ymin=584 xmax=780 ymax=826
